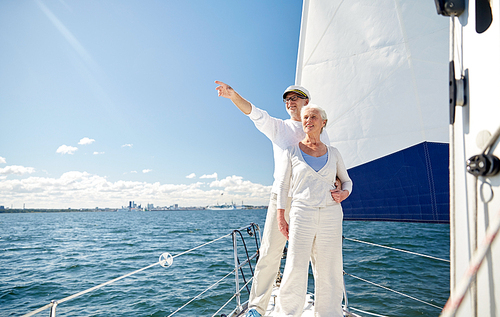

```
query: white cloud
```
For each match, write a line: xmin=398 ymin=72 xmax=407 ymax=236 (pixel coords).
xmin=0 ymin=172 xmax=271 ymax=208
xmin=93 ymin=152 xmax=105 ymax=155
xmin=0 ymin=157 xmax=6 ymax=164
xmin=79 ymin=137 xmax=95 ymax=145
xmin=122 ymin=144 xmax=133 ymax=148
xmin=200 ymin=173 xmax=218 ymax=179
xmin=186 ymin=173 xmax=196 ymax=179
xmin=0 ymin=165 xmax=36 ymax=175
xmin=142 ymin=169 xmax=152 ymax=173
xmin=130 ymin=171 xmax=138 ymax=173
xmin=56 ymin=145 xmax=78 ymax=155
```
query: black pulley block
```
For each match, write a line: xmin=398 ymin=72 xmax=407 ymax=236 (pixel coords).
xmin=467 ymin=154 xmax=500 ymax=177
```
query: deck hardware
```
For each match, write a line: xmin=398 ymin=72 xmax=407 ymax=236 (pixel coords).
xmin=476 ymin=0 xmax=493 ymax=33
xmin=467 ymin=154 xmax=500 ymax=177
xmin=49 ymin=301 xmax=58 ymax=317
xmin=449 ymin=61 xmax=467 ymax=124
xmin=159 ymin=252 xmax=173 ymax=268
xmin=434 ymin=0 xmax=465 ymax=16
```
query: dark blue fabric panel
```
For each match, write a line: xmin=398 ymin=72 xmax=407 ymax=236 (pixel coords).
xmin=342 ymin=142 xmax=449 ymax=223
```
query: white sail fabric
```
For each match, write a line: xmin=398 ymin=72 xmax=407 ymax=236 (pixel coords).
xmin=296 ymin=0 xmax=449 ymax=169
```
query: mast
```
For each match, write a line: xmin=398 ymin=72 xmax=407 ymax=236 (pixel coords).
xmin=437 ymin=0 xmax=500 ymax=316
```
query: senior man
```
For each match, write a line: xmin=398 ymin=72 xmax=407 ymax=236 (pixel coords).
xmin=215 ymin=80 xmax=330 ymax=317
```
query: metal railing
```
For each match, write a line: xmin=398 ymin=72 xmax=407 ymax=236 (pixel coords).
xmin=21 ymin=223 xmax=261 ymax=317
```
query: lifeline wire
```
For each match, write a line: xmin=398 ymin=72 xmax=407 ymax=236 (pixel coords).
xmin=169 ymin=225 xmax=259 ymax=317
xmin=167 ymin=268 xmax=237 ymax=317
xmin=348 ymin=306 xmax=389 ymax=317
xmin=344 ymin=272 xmax=443 ymax=310
xmin=211 ymin=276 xmax=254 ymax=317
xmin=22 ymin=224 xmax=253 ymax=317
xmin=21 ymin=261 xmax=161 ymax=317
xmin=172 ymin=228 xmax=242 ymax=258
xmin=344 ymin=237 xmax=450 ymax=263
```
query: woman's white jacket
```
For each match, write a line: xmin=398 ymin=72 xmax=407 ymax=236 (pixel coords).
xmin=277 ymin=144 xmax=352 ymax=210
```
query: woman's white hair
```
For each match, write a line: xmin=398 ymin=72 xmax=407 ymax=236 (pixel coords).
xmin=301 ymin=103 xmax=328 ymax=133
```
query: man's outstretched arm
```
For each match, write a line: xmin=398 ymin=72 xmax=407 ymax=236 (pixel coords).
xmin=215 ymin=80 xmax=252 ymax=115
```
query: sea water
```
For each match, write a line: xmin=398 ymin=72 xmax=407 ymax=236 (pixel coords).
xmin=0 ymin=210 xmax=449 ymax=316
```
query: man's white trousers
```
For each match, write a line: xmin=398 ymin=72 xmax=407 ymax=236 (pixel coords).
xmin=248 ymin=193 xmax=290 ymax=315
xmin=276 ymin=205 xmax=343 ymax=317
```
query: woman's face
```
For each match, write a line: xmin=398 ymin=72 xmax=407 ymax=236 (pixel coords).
xmin=302 ymin=108 xmax=326 ymax=134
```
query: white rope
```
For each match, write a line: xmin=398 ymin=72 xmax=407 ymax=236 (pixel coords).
xmin=345 ymin=272 xmax=443 ymax=310
xmin=344 ymin=237 xmax=450 ymax=263
xmin=440 ymin=208 xmax=500 ymax=317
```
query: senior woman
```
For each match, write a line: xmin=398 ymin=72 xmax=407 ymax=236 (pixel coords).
xmin=275 ymin=104 xmax=352 ymax=317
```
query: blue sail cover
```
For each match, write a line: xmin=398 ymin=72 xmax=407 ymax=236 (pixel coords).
xmin=342 ymin=142 xmax=449 ymax=223
xmin=296 ymin=1 xmax=450 ymax=223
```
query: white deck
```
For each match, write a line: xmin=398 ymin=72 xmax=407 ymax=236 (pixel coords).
xmin=232 ymin=286 xmax=360 ymax=317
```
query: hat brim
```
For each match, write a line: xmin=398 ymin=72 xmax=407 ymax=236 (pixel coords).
xmin=283 ymin=89 xmax=308 ymax=99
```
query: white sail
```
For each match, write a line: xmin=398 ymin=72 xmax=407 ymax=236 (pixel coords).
xmin=296 ymin=0 xmax=450 ymax=222
xmin=296 ymin=0 xmax=449 ymax=168
xmin=296 ymin=0 xmax=500 ymax=315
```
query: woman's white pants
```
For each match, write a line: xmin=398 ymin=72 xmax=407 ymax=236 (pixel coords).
xmin=276 ymin=205 xmax=343 ymax=317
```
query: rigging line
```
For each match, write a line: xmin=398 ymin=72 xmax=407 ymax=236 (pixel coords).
xmin=167 ymin=268 xmax=238 ymax=317
xmin=172 ymin=225 xmax=249 ymax=259
xmin=21 ymin=261 xmax=161 ymax=317
xmin=211 ymin=277 xmax=254 ymax=317
xmin=22 ymin=225 xmax=252 ymax=317
xmin=171 ymin=226 xmax=258 ymax=317
xmin=344 ymin=272 xmax=443 ymax=310
xmin=481 ymin=124 xmax=500 ymax=155
xmin=235 ymin=229 xmax=256 ymax=276
xmin=348 ymin=306 xmax=389 ymax=317
xmin=251 ymin=223 xmax=261 ymax=262
xmin=440 ymin=207 xmax=500 ymax=317
xmin=344 ymin=237 xmax=450 ymax=263
xmin=21 ymin=303 xmax=54 ymax=317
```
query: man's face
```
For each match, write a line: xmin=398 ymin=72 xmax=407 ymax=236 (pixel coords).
xmin=284 ymin=92 xmax=309 ymax=121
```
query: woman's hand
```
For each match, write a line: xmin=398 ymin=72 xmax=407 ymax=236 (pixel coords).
xmin=331 ymin=189 xmax=349 ymax=203
xmin=277 ymin=208 xmax=289 ymax=240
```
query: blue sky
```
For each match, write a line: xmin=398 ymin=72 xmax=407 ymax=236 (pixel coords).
xmin=0 ymin=0 xmax=304 ymax=209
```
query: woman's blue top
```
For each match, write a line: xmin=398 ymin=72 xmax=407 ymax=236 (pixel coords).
xmin=300 ymin=149 xmax=328 ymax=172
